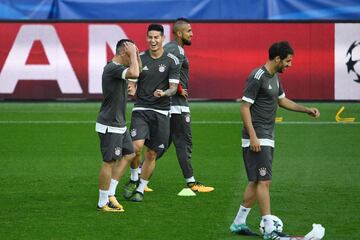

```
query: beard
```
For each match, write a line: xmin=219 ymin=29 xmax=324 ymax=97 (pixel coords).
xmin=277 ymin=65 xmax=286 ymax=73
xmin=183 ymin=38 xmax=192 ymax=46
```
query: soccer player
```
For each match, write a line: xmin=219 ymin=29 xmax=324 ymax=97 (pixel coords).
xmin=95 ymin=39 xmax=140 ymax=212
xmin=164 ymin=18 xmax=214 ymax=192
xmin=123 ymin=24 xmax=180 ymax=202
xmin=230 ymin=41 xmax=320 ymax=239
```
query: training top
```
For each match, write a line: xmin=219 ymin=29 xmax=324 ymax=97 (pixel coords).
xmin=164 ymin=41 xmax=189 ymax=113
xmin=134 ymin=50 xmax=180 ymax=112
xmin=241 ymin=66 xmax=285 ymax=148
xmin=96 ymin=61 xmax=129 ymax=131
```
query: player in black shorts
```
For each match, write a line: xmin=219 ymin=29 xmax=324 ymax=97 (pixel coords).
xmin=229 ymin=41 xmax=320 ymax=239
xmin=123 ymin=24 xmax=180 ymax=202
xmin=164 ymin=18 xmax=214 ymax=193
xmin=95 ymin=39 xmax=140 ymax=212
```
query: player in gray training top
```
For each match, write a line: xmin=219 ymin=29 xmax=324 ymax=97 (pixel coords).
xmin=229 ymin=41 xmax=320 ymax=239
xmin=123 ymin=23 xmax=180 ymax=202
xmin=164 ymin=18 xmax=214 ymax=193
xmin=95 ymin=39 xmax=140 ymax=212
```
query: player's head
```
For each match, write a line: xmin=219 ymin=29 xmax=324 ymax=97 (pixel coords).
xmin=115 ymin=39 xmax=135 ymax=55
xmin=268 ymin=41 xmax=294 ymax=73
xmin=173 ymin=17 xmax=193 ymax=46
xmin=147 ymin=24 xmax=165 ymax=52
xmin=115 ymin=39 xmax=135 ymax=66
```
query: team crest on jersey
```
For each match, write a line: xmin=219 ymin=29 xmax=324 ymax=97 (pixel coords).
xmin=185 ymin=114 xmax=191 ymax=123
xmin=159 ymin=64 xmax=166 ymax=72
xmin=131 ymin=129 xmax=137 ymax=137
xmin=259 ymin=167 xmax=267 ymax=176
xmin=114 ymin=147 xmax=122 ymax=156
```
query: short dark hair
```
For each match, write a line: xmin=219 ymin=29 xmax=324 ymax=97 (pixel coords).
xmin=147 ymin=24 xmax=164 ymax=35
xmin=115 ymin=39 xmax=134 ymax=54
xmin=268 ymin=41 xmax=294 ymax=60
xmin=173 ymin=17 xmax=190 ymax=33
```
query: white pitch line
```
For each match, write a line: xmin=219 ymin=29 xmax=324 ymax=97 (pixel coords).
xmin=0 ymin=120 xmax=358 ymax=125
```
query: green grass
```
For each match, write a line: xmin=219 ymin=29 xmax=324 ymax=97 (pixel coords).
xmin=0 ymin=102 xmax=359 ymax=239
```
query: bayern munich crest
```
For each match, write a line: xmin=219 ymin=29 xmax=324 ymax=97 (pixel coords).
xmin=259 ymin=167 xmax=267 ymax=176
xmin=114 ymin=147 xmax=122 ymax=156
xmin=131 ymin=129 xmax=137 ymax=137
xmin=158 ymin=64 xmax=166 ymax=72
xmin=185 ymin=114 xmax=191 ymax=123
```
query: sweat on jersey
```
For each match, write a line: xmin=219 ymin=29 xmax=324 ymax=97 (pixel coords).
xmin=241 ymin=66 xmax=286 ymax=148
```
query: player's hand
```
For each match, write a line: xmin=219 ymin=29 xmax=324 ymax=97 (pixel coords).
xmin=181 ymin=89 xmax=188 ymax=98
xmin=307 ymin=107 xmax=320 ymax=118
xmin=128 ymin=82 xmax=136 ymax=96
xmin=124 ymin=42 xmax=137 ymax=56
xmin=154 ymin=89 xmax=164 ymax=97
xmin=250 ymin=137 xmax=261 ymax=152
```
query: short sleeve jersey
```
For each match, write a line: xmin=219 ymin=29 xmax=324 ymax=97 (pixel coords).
xmin=96 ymin=61 xmax=128 ymax=128
xmin=134 ymin=50 xmax=180 ymax=110
xmin=164 ymin=41 xmax=189 ymax=107
xmin=241 ymin=66 xmax=285 ymax=140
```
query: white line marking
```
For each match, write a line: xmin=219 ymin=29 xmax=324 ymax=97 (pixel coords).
xmin=0 ymin=120 xmax=358 ymax=125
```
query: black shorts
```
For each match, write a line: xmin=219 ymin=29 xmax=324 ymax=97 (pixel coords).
xmin=130 ymin=110 xmax=170 ymax=158
xmin=98 ymin=130 xmax=134 ymax=162
xmin=170 ymin=112 xmax=192 ymax=147
xmin=243 ymin=146 xmax=274 ymax=182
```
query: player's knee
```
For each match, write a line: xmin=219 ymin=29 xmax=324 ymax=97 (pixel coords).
xmin=123 ymin=153 xmax=135 ymax=162
xmin=146 ymin=149 xmax=158 ymax=161
xmin=258 ymin=180 xmax=272 ymax=187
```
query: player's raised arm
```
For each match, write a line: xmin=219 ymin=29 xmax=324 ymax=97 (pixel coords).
xmin=136 ymin=46 xmax=142 ymax=73
xmin=124 ymin=42 xmax=140 ymax=79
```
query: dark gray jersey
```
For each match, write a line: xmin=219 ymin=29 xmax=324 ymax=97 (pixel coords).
xmin=164 ymin=41 xmax=189 ymax=107
xmin=134 ymin=50 xmax=180 ymax=111
xmin=241 ymin=66 xmax=285 ymax=141
xmin=96 ymin=61 xmax=128 ymax=128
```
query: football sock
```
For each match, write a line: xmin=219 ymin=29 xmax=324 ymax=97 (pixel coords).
xmin=130 ymin=168 xmax=139 ymax=181
xmin=185 ymin=176 xmax=196 ymax=184
xmin=234 ymin=205 xmax=251 ymax=225
xmin=137 ymin=178 xmax=149 ymax=194
xmin=262 ymin=215 xmax=273 ymax=233
xmin=108 ymin=179 xmax=118 ymax=196
xmin=98 ymin=189 xmax=109 ymax=208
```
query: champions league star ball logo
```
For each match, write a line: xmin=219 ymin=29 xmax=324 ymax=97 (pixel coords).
xmin=346 ymin=41 xmax=360 ymax=83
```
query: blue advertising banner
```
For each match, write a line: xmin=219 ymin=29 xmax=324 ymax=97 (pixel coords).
xmin=1 ymin=0 xmax=360 ymax=20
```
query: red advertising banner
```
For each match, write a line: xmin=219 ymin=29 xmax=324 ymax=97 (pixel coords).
xmin=0 ymin=22 xmax=334 ymax=100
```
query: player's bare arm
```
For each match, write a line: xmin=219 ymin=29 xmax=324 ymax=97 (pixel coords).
xmin=154 ymin=82 xmax=178 ymax=97
xmin=278 ymin=97 xmax=320 ymax=118
xmin=135 ymin=46 xmax=143 ymax=73
xmin=240 ymin=102 xmax=261 ymax=152
xmin=124 ymin=42 xmax=140 ymax=79
xmin=127 ymin=81 xmax=137 ymax=96
xmin=179 ymin=86 xmax=188 ymax=98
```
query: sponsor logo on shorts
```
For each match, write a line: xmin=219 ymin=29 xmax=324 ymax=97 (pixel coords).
xmin=259 ymin=167 xmax=267 ymax=176
xmin=130 ymin=129 xmax=137 ymax=137
xmin=114 ymin=147 xmax=122 ymax=156
xmin=159 ymin=64 xmax=166 ymax=72
xmin=158 ymin=144 xmax=165 ymax=149
xmin=185 ymin=114 xmax=191 ymax=123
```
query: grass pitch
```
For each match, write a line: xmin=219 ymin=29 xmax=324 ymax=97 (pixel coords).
xmin=0 ymin=102 xmax=359 ymax=239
